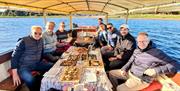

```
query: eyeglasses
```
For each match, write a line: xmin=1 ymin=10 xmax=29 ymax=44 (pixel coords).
xmin=34 ymin=32 xmax=42 ymax=35
xmin=137 ymin=41 xmax=148 ymax=44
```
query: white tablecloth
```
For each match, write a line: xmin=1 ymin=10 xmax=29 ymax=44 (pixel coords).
xmin=40 ymin=46 xmax=112 ymax=91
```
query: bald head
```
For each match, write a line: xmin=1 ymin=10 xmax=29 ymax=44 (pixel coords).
xmin=59 ymin=22 xmax=65 ymax=31
xmin=31 ymin=26 xmax=42 ymax=40
xmin=137 ymin=32 xmax=150 ymax=49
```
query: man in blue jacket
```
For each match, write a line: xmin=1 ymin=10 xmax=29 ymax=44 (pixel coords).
xmin=109 ymin=32 xmax=177 ymax=91
xmin=11 ymin=26 xmax=53 ymax=91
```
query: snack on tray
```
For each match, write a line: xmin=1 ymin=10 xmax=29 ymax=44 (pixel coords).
xmin=69 ymin=55 xmax=80 ymax=61
xmin=84 ymin=60 xmax=104 ymax=68
xmin=81 ymin=54 xmax=88 ymax=60
xmin=76 ymin=47 xmax=88 ymax=53
xmin=60 ymin=60 xmax=77 ymax=66
xmin=60 ymin=67 xmax=82 ymax=83
xmin=89 ymin=60 xmax=102 ymax=66
xmin=90 ymin=60 xmax=100 ymax=66
xmin=88 ymin=54 xmax=97 ymax=60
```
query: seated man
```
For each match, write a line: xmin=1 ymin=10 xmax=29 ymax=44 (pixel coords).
xmin=101 ymin=23 xmax=119 ymax=70
xmin=109 ymin=32 xmax=177 ymax=91
xmin=96 ymin=23 xmax=108 ymax=47
xmin=42 ymin=21 xmax=62 ymax=63
xmin=101 ymin=23 xmax=118 ymax=52
xmin=106 ymin=24 xmax=136 ymax=71
xmin=55 ymin=22 xmax=71 ymax=52
xmin=11 ymin=26 xmax=53 ymax=91
xmin=97 ymin=18 xmax=106 ymax=30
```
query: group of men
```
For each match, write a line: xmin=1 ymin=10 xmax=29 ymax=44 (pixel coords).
xmin=10 ymin=18 xmax=177 ymax=91
xmin=11 ymin=21 xmax=70 ymax=91
xmin=97 ymin=18 xmax=177 ymax=91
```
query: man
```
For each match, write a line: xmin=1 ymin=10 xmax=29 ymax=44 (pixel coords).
xmin=109 ymin=32 xmax=177 ymax=91
xmin=97 ymin=18 xmax=106 ymax=30
xmin=102 ymin=24 xmax=136 ymax=71
xmin=11 ymin=26 xmax=53 ymax=91
xmin=98 ymin=18 xmax=104 ymax=26
xmin=56 ymin=22 xmax=71 ymax=52
xmin=101 ymin=23 xmax=118 ymax=49
xmin=42 ymin=21 xmax=62 ymax=63
xmin=107 ymin=24 xmax=136 ymax=71
xmin=56 ymin=22 xmax=69 ymax=42
xmin=101 ymin=23 xmax=119 ymax=70
xmin=97 ymin=23 xmax=108 ymax=47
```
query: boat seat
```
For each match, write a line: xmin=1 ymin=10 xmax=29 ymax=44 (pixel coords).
xmin=0 ymin=69 xmax=40 ymax=91
xmin=140 ymin=73 xmax=180 ymax=91
xmin=140 ymin=80 xmax=162 ymax=91
xmin=0 ymin=77 xmax=21 ymax=91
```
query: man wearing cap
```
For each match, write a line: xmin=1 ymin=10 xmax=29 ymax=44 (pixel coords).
xmin=102 ymin=24 xmax=136 ymax=71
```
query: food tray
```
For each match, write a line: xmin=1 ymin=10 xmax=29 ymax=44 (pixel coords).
xmin=84 ymin=60 xmax=104 ymax=68
xmin=59 ymin=67 xmax=82 ymax=83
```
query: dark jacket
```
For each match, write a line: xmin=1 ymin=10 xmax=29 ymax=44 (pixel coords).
xmin=11 ymin=36 xmax=43 ymax=69
xmin=97 ymin=30 xmax=108 ymax=46
xmin=114 ymin=33 xmax=136 ymax=61
xmin=121 ymin=41 xmax=177 ymax=81
xmin=56 ymin=30 xmax=68 ymax=42
xmin=97 ymin=23 xmax=107 ymax=30
xmin=107 ymin=28 xmax=119 ymax=48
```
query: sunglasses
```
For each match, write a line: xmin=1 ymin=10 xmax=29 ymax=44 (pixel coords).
xmin=107 ymin=27 xmax=112 ymax=30
xmin=34 ymin=32 xmax=42 ymax=35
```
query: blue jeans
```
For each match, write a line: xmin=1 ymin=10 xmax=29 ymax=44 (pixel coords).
xmin=18 ymin=61 xmax=53 ymax=91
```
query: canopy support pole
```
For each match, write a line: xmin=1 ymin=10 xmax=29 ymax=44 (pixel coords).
xmin=125 ymin=10 xmax=129 ymax=24
xmin=7 ymin=5 xmax=10 ymax=16
xmin=105 ymin=14 xmax=108 ymax=24
xmin=69 ymin=13 xmax=73 ymax=30
xmin=155 ymin=6 xmax=159 ymax=14
xmin=43 ymin=9 xmax=47 ymax=25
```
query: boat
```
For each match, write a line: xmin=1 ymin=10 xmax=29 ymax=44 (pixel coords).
xmin=0 ymin=0 xmax=180 ymax=91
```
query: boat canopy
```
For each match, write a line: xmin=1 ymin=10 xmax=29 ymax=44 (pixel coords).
xmin=0 ymin=0 xmax=180 ymax=16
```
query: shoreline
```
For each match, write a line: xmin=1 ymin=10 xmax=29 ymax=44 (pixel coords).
xmin=127 ymin=18 xmax=180 ymax=21
xmin=0 ymin=15 xmax=180 ymax=21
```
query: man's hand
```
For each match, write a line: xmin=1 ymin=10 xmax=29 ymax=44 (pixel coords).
xmin=12 ymin=69 xmax=21 ymax=86
xmin=144 ymin=69 xmax=156 ymax=76
xmin=108 ymin=46 xmax=113 ymax=51
xmin=109 ymin=57 xmax=117 ymax=61
xmin=120 ymin=70 xmax=127 ymax=77
xmin=116 ymin=54 xmax=122 ymax=59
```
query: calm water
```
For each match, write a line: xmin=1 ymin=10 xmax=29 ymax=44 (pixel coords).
xmin=0 ymin=18 xmax=180 ymax=63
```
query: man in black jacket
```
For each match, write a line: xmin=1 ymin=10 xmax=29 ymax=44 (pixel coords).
xmin=103 ymin=24 xmax=136 ymax=71
xmin=11 ymin=26 xmax=53 ymax=91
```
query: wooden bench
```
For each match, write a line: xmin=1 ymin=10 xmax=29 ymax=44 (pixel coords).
xmin=0 ymin=50 xmax=20 ymax=91
xmin=0 ymin=77 xmax=21 ymax=91
xmin=0 ymin=50 xmax=44 ymax=91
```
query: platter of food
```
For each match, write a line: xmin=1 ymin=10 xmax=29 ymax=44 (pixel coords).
xmin=83 ymin=60 xmax=104 ymax=68
xmin=59 ymin=67 xmax=82 ymax=83
xmin=75 ymin=47 xmax=88 ymax=53
xmin=60 ymin=59 xmax=77 ymax=66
